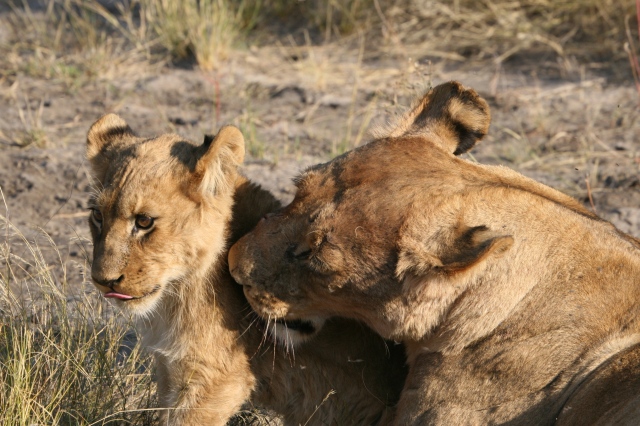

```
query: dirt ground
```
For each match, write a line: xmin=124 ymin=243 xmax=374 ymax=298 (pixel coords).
xmin=0 ymin=20 xmax=639 ymax=295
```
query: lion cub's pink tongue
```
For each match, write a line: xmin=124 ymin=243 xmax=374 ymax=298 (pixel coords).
xmin=104 ymin=292 xmax=134 ymax=300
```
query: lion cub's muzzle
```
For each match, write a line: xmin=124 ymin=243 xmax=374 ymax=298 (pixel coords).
xmin=92 ymin=274 xmax=131 ymax=300
xmin=92 ymin=273 xmax=160 ymax=301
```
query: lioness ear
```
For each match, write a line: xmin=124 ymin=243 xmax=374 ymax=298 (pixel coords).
xmin=86 ymin=113 xmax=135 ymax=183
xmin=397 ymin=225 xmax=513 ymax=280
xmin=437 ymin=226 xmax=513 ymax=274
xmin=379 ymin=81 xmax=490 ymax=155
xmin=194 ymin=125 xmax=245 ymax=195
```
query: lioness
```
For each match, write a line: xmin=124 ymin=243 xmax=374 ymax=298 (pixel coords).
xmin=86 ymin=114 xmax=406 ymax=425
xmin=229 ymin=81 xmax=640 ymax=425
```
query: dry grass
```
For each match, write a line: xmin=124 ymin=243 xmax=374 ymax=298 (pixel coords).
xmin=256 ymin=0 xmax=376 ymax=40
xmin=0 ymin=210 xmax=284 ymax=422
xmin=1 ymin=0 xmax=635 ymax=79
xmin=241 ymin=0 xmax=637 ymax=69
xmin=0 ymin=205 xmax=157 ymax=425
xmin=16 ymin=96 xmax=47 ymax=148
xmin=138 ymin=0 xmax=251 ymax=70
xmin=626 ymin=0 xmax=640 ymax=99
xmin=238 ymin=108 xmax=266 ymax=159
xmin=1 ymin=0 xmax=153 ymax=90
xmin=377 ymin=0 xmax=636 ymax=67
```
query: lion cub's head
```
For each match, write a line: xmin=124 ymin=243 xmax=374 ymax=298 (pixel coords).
xmin=87 ymin=114 xmax=244 ymax=315
xmin=229 ymin=81 xmax=511 ymax=339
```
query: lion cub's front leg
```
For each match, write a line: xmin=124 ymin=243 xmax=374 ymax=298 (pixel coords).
xmin=156 ymin=354 xmax=254 ymax=425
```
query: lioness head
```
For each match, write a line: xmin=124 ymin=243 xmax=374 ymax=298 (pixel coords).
xmin=87 ymin=114 xmax=244 ymax=315
xmin=229 ymin=81 xmax=512 ymax=339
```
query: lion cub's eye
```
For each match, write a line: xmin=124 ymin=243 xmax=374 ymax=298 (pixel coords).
xmin=90 ymin=209 xmax=103 ymax=225
xmin=135 ymin=215 xmax=154 ymax=230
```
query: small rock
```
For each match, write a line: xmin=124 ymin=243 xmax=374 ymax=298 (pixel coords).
xmin=614 ymin=142 xmax=629 ymax=151
xmin=169 ymin=117 xmax=198 ymax=126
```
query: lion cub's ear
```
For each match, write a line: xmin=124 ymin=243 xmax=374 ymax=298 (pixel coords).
xmin=193 ymin=125 xmax=245 ymax=196
xmin=86 ymin=113 xmax=135 ymax=183
xmin=379 ymin=81 xmax=490 ymax=155
xmin=397 ymin=224 xmax=513 ymax=284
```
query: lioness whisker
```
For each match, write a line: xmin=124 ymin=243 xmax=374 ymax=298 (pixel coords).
xmin=237 ymin=314 xmax=260 ymax=342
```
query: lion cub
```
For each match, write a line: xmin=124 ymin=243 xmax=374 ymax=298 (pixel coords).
xmin=230 ymin=81 xmax=640 ymax=425
xmin=86 ymin=115 xmax=406 ymax=425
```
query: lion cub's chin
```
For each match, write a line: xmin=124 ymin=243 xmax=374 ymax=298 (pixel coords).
xmin=264 ymin=317 xmax=326 ymax=348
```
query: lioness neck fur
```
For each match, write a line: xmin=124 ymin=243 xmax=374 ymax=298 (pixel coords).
xmin=229 ymin=81 xmax=640 ymax=425
xmin=86 ymin=115 xmax=406 ymax=425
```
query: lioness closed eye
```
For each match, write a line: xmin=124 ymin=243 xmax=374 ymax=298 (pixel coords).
xmin=86 ymin=114 xmax=406 ymax=425
xmin=229 ymin=81 xmax=640 ymax=425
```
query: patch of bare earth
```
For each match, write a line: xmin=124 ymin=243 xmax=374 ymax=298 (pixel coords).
xmin=2 ymin=45 xmax=638 ymax=245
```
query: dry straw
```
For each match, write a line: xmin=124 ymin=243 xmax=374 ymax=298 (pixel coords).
xmin=0 ymin=198 xmax=156 ymax=424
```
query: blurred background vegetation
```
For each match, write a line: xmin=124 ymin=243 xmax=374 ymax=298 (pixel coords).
xmin=1 ymin=0 xmax=637 ymax=75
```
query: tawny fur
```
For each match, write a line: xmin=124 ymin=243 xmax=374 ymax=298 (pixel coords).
xmin=229 ymin=81 xmax=640 ymax=425
xmin=86 ymin=115 xmax=406 ymax=426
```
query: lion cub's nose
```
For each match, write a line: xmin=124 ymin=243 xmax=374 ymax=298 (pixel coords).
xmin=92 ymin=274 xmax=124 ymax=289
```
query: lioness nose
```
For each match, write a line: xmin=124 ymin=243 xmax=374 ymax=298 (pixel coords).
xmin=92 ymin=274 xmax=124 ymax=289
xmin=228 ymin=243 xmax=249 ymax=286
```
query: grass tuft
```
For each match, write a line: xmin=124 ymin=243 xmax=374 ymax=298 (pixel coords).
xmin=2 ymin=0 xmax=153 ymax=89
xmin=139 ymin=0 xmax=253 ymax=70
xmin=16 ymin=97 xmax=47 ymax=148
xmin=0 ymin=206 xmax=156 ymax=425
xmin=382 ymin=0 xmax=636 ymax=65
xmin=2 ymin=0 xmax=635 ymax=80
xmin=625 ymin=0 xmax=640 ymax=99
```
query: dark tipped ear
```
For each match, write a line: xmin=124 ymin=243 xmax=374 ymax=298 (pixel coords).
xmin=86 ymin=114 xmax=135 ymax=182
xmin=436 ymin=226 xmax=513 ymax=273
xmin=203 ymin=134 xmax=215 ymax=146
xmin=194 ymin=125 xmax=245 ymax=195
xmin=379 ymin=81 xmax=490 ymax=156
xmin=397 ymin=224 xmax=512 ymax=281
